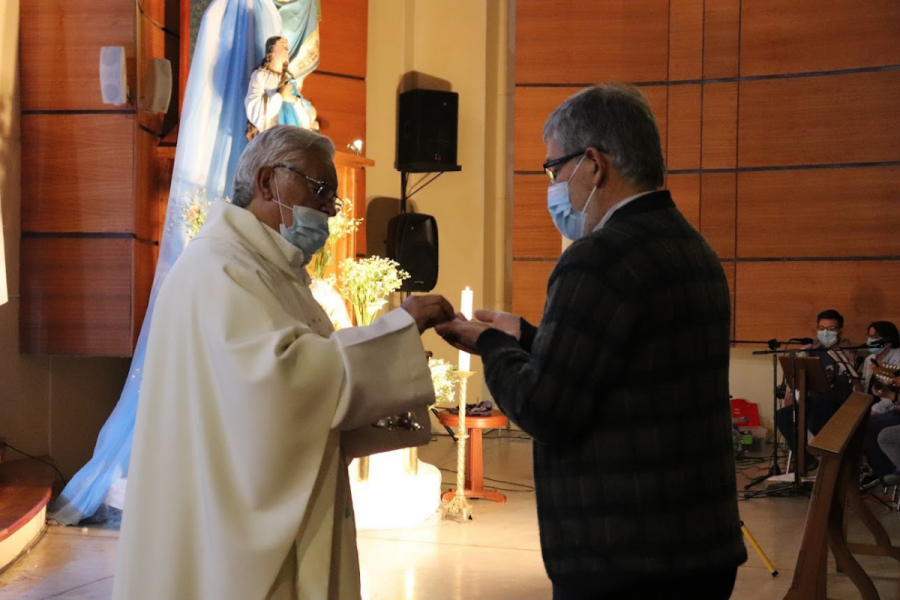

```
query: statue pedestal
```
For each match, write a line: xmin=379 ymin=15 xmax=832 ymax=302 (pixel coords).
xmin=348 ymin=450 xmax=442 ymax=530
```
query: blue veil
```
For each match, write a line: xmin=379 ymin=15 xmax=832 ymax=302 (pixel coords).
xmin=50 ymin=0 xmax=288 ymax=525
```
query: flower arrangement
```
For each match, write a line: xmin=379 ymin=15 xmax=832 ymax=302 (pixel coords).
xmin=338 ymin=256 xmax=409 ymax=326
xmin=310 ymin=198 xmax=363 ymax=280
xmin=178 ymin=189 xmax=229 ymax=241
xmin=428 ymin=358 xmax=459 ymax=409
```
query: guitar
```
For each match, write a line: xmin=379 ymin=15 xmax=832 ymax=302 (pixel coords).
xmin=871 ymin=362 xmax=900 ymax=395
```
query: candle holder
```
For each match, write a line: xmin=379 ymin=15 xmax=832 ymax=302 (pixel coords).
xmin=443 ymin=370 xmax=475 ymax=522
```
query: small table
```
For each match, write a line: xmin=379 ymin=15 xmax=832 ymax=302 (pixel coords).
xmin=437 ymin=410 xmax=508 ymax=503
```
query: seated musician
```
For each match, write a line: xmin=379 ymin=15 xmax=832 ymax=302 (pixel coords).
xmin=874 ymin=376 xmax=900 ymax=487
xmin=859 ymin=321 xmax=900 ymax=413
xmin=775 ymin=309 xmax=858 ymax=460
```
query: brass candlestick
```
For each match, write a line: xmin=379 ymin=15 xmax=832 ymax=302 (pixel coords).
xmin=443 ymin=370 xmax=474 ymax=522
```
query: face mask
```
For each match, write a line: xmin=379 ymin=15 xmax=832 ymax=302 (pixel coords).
xmin=547 ymin=155 xmax=598 ymax=241
xmin=817 ymin=330 xmax=839 ymax=348
xmin=867 ymin=337 xmax=882 ymax=353
xmin=273 ymin=179 xmax=330 ymax=264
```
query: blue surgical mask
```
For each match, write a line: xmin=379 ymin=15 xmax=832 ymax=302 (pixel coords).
xmin=817 ymin=330 xmax=839 ymax=348
xmin=867 ymin=337 xmax=882 ymax=354
xmin=547 ymin=155 xmax=598 ymax=241
xmin=273 ymin=180 xmax=330 ymax=265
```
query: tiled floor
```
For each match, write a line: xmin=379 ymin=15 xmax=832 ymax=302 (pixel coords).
xmin=2 ymin=433 xmax=900 ymax=599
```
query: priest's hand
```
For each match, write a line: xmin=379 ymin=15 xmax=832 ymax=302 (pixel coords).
xmin=400 ymin=294 xmax=456 ymax=333
xmin=435 ymin=318 xmax=491 ymax=355
xmin=473 ymin=309 xmax=522 ymax=340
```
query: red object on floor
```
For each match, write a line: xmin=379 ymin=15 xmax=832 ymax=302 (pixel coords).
xmin=731 ymin=398 xmax=760 ymax=427
xmin=437 ymin=410 xmax=508 ymax=503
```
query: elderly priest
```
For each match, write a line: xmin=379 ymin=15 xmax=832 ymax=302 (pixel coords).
xmin=114 ymin=125 xmax=454 ymax=599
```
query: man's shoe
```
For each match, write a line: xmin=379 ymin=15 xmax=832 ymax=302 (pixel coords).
xmin=861 ymin=474 xmax=885 ymax=491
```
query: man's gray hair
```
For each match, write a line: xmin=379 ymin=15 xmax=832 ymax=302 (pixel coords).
xmin=543 ymin=84 xmax=665 ymax=188
xmin=232 ymin=125 xmax=336 ymax=208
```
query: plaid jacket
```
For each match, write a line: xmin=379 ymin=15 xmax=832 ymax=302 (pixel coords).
xmin=478 ymin=191 xmax=747 ymax=585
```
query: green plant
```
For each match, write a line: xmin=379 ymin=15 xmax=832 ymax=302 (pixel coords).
xmin=337 ymin=256 xmax=409 ymax=326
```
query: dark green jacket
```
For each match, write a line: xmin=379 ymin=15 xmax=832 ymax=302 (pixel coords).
xmin=478 ymin=191 xmax=747 ymax=585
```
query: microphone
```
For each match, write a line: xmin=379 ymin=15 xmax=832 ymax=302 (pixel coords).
xmin=789 ymin=337 xmax=815 ymax=345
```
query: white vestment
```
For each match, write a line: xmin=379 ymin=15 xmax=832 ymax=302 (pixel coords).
xmin=114 ymin=201 xmax=434 ymax=600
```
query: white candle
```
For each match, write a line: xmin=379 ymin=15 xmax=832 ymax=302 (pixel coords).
xmin=459 ymin=287 xmax=473 ymax=372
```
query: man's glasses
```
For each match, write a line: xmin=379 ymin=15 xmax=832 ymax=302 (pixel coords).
xmin=275 ymin=164 xmax=343 ymax=210
xmin=542 ymin=150 xmax=587 ymax=182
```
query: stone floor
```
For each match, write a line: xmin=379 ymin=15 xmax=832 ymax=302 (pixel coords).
xmin=2 ymin=432 xmax=900 ymax=599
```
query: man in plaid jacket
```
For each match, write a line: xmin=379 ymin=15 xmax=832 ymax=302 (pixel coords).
xmin=437 ymin=84 xmax=747 ymax=599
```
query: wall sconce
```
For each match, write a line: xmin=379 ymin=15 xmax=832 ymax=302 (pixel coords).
xmin=99 ymin=46 xmax=128 ymax=105
xmin=347 ymin=139 xmax=363 ymax=155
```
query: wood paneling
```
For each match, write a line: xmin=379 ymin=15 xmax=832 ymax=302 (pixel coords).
xmin=20 ymin=238 xmax=137 ymax=356
xmin=735 ymin=262 xmax=900 ymax=343
xmin=737 ymin=167 xmax=900 ymax=258
xmin=667 ymin=84 xmax=701 ymax=170
xmin=318 ymin=0 xmax=368 ymax=79
xmin=701 ymin=82 xmax=738 ymax=169
xmin=20 ymin=0 xmax=136 ymax=111
xmin=21 ymin=114 xmax=135 ymax=233
xmin=514 ymin=86 xmax=668 ymax=172
xmin=513 ymin=175 xmax=558 ymax=259
xmin=135 ymin=126 xmax=160 ymax=242
xmin=699 ymin=173 xmax=736 ymax=259
xmin=668 ymin=0 xmax=703 ymax=81
xmin=702 ymin=0 xmax=740 ymax=79
xmin=740 ymin=1 xmax=900 ymax=76
xmin=667 ymin=173 xmax=700 ymax=229
xmin=303 ymin=74 xmax=365 ymax=150
xmin=512 ymin=260 xmax=556 ymax=326
xmin=515 ymin=0 xmax=669 ymax=84
xmin=739 ymin=71 xmax=900 ymax=168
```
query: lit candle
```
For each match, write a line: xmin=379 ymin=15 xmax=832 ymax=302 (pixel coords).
xmin=459 ymin=287 xmax=473 ymax=372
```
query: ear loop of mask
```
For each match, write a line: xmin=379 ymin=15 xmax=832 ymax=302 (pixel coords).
xmin=272 ymin=175 xmax=290 ymax=230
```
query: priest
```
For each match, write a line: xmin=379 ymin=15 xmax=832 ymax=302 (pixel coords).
xmin=114 ymin=125 xmax=454 ymax=599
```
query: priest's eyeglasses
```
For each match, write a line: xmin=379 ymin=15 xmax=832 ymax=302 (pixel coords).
xmin=275 ymin=164 xmax=343 ymax=211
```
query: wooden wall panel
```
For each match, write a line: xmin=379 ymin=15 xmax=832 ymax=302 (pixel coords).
xmin=700 ymin=83 xmax=738 ymax=169
xmin=512 ymin=261 xmax=555 ymax=326
xmin=740 ymin=0 xmax=900 ymax=76
xmin=667 ymin=84 xmax=701 ymax=170
xmin=20 ymin=238 xmax=136 ymax=356
xmin=738 ymin=71 xmax=900 ymax=167
xmin=514 ymin=86 xmax=668 ymax=172
xmin=512 ymin=175 xmax=558 ymax=259
xmin=702 ymin=0 xmax=740 ymax=79
xmin=303 ymin=74 xmax=366 ymax=150
xmin=735 ymin=262 xmax=900 ymax=343
xmin=318 ymin=0 xmax=368 ymax=79
xmin=515 ymin=0 xmax=669 ymax=84
xmin=133 ymin=241 xmax=158 ymax=348
xmin=737 ymin=167 xmax=900 ymax=258
xmin=699 ymin=173 xmax=736 ymax=259
xmin=20 ymin=0 xmax=136 ymax=111
xmin=21 ymin=114 xmax=135 ymax=233
xmin=668 ymin=0 xmax=703 ymax=81
xmin=667 ymin=174 xmax=700 ymax=229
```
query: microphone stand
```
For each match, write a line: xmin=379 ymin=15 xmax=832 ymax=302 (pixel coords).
xmin=737 ymin=339 xmax=797 ymax=497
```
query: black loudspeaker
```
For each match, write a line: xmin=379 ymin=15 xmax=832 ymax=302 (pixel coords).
xmin=396 ymin=89 xmax=461 ymax=173
xmin=386 ymin=213 xmax=439 ymax=292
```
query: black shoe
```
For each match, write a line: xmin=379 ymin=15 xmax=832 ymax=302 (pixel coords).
xmin=861 ymin=474 xmax=884 ymax=491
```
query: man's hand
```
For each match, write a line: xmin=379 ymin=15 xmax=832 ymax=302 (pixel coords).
xmin=434 ymin=319 xmax=491 ymax=355
xmin=473 ymin=309 xmax=522 ymax=340
xmin=400 ymin=295 xmax=456 ymax=333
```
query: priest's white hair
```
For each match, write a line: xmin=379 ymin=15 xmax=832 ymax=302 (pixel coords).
xmin=232 ymin=125 xmax=336 ymax=208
